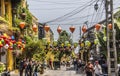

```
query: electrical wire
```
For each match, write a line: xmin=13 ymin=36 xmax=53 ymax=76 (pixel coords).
xmin=47 ymin=6 xmax=119 ymax=25
xmin=93 ymin=0 xmax=104 ymax=25
xmin=28 ymin=0 xmax=93 ymax=5
xmin=29 ymin=7 xmax=78 ymax=10
xmin=90 ymin=0 xmax=104 ymax=26
xmin=48 ymin=22 xmax=99 ymax=25
xmin=44 ymin=0 xmax=97 ymax=23
xmin=27 ymin=0 xmax=120 ymax=25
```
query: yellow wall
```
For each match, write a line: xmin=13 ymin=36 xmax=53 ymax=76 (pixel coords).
xmin=7 ymin=0 xmax=12 ymax=27
xmin=1 ymin=0 xmax=13 ymax=71
xmin=1 ymin=0 xmax=12 ymax=27
xmin=1 ymin=0 xmax=5 ymax=17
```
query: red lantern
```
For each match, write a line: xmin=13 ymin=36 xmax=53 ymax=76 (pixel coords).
xmin=82 ymin=25 xmax=87 ymax=33
xmin=20 ymin=22 xmax=25 ymax=29
xmin=11 ymin=40 xmax=16 ymax=44
xmin=44 ymin=25 xmax=50 ymax=32
xmin=9 ymin=46 xmax=13 ymax=50
xmin=69 ymin=26 xmax=75 ymax=33
xmin=19 ymin=39 xmax=22 ymax=42
xmin=18 ymin=44 xmax=21 ymax=49
xmin=5 ymin=39 xmax=9 ymax=44
xmin=32 ymin=24 xmax=37 ymax=32
xmin=1 ymin=35 xmax=6 ymax=39
xmin=95 ymin=24 xmax=101 ymax=31
xmin=57 ymin=26 xmax=62 ymax=33
xmin=0 ymin=44 xmax=3 ymax=48
xmin=0 ymin=37 xmax=2 ymax=40
xmin=8 ymin=37 xmax=12 ymax=41
xmin=108 ymin=24 xmax=112 ymax=30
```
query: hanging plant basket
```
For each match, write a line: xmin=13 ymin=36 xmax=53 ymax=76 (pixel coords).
xmin=20 ymin=13 xmax=26 ymax=19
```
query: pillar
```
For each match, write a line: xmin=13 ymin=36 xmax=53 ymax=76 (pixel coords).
xmin=1 ymin=0 xmax=5 ymax=17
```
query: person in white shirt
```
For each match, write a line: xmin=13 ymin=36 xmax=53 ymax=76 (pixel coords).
xmin=94 ymin=61 xmax=102 ymax=76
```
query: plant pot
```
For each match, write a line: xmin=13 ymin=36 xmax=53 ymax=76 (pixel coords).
xmin=20 ymin=13 xmax=26 ymax=19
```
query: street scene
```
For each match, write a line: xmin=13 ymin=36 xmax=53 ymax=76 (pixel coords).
xmin=0 ymin=0 xmax=120 ymax=76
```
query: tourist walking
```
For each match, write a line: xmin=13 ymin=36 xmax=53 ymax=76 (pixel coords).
xmin=19 ymin=58 xmax=26 ymax=76
xmin=85 ymin=62 xmax=94 ymax=76
xmin=94 ymin=61 xmax=102 ymax=76
xmin=33 ymin=61 xmax=39 ymax=76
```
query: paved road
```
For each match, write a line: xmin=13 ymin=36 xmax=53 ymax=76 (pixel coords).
xmin=10 ymin=65 xmax=85 ymax=76
xmin=43 ymin=65 xmax=85 ymax=76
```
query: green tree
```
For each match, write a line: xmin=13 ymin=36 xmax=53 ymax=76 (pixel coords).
xmin=57 ymin=30 xmax=72 ymax=46
xmin=57 ymin=30 xmax=73 ymax=61
xmin=21 ymin=39 xmax=46 ymax=61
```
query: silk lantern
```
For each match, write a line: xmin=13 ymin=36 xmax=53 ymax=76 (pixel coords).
xmin=57 ymin=26 xmax=62 ymax=33
xmin=103 ymin=36 xmax=107 ymax=41
xmin=80 ymin=43 xmax=84 ymax=47
xmin=20 ymin=22 xmax=25 ymax=29
xmin=85 ymin=40 xmax=91 ymax=47
xmin=32 ymin=24 xmax=37 ymax=32
xmin=44 ymin=25 xmax=50 ymax=32
xmin=82 ymin=25 xmax=87 ymax=33
xmin=108 ymin=24 xmax=112 ymax=30
xmin=69 ymin=26 xmax=75 ymax=33
xmin=94 ymin=39 xmax=99 ymax=44
xmin=11 ymin=36 xmax=15 ymax=40
xmin=0 ymin=44 xmax=3 ymax=48
xmin=95 ymin=24 xmax=101 ymax=31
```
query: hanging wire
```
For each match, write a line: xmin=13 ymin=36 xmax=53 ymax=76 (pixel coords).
xmin=44 ymin=0 xmax=97 ymax=23
xmin=94 ymin=0 xmax=104 ymax=24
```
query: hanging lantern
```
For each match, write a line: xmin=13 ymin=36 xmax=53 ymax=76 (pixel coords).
xmin=11 ymin=36 xmax=15 ymax=40
xmin=32 ymin=24 xmax=37 ymax=32
xmin=0 ymin=37 xmax=2 ymax=40
xmin=82 ymin=25 xmax=87 ymax=33
xmin=4 ymin=39 xmax=9 ymax=44
xmin=20 ymin=22 xmax=25 ymax=29
xmin=1 ymin=39 xmax=4 ymax=44
xmin=94 ymin=3 xmax=98 ymax=11
xmin=1 ymin=35 xmax=6 ymax=39
xmin=3 ymin=33 xmax=8 ymax=38
xmin=85 ymin=40 xmax=91 ymax=47
xmin=18 ymin=44 xmax=21 ymax=49
xmin=4 ymin=44 xmax=9 ymax=49
xmin=9 ymin=46 xmax=13 ymax=50
xmin=11 ymin=40 xmax=16 ymax=44
xmin=0 ymin=44 xmax=3 ymax=48
xmin=95 ymin=24 xmax=101 ymax=31
xmin=108 ymin=24 xmax=112 ymax=30
xmin=44 ymin=25 xmax=50 ymax=32
xmin=67 ymin=43 xmax=71 ymax=47
xmin=103 ymin=36 xmax=107 ymax=41
xmin=94 ymin=39 xmax=99 ymax=45
xmin=80 ymin=43 xmax=84 ymax=47
xmin=69 ymin=26 xmax=75 ymax=33
xmin=57 ymin=26 xmax=62 ymax=33
xmin=8 ymin=36 xmax=12 ymax=41
xmin=61 ymin=43 xmax=64 ymax=47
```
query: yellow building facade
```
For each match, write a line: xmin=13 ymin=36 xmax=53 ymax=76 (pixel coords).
xmin=0 ymin=0 xmax=12 ymax=27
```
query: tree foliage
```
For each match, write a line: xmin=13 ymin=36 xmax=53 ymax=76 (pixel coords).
xmin=22 ymin=39 xmax=45 ymax=60
xmin=57 ymin=30 xmax=72 ymax=46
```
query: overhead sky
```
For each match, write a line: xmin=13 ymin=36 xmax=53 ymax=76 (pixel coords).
xmin=27 ymin=0 xmax=120 ymax=42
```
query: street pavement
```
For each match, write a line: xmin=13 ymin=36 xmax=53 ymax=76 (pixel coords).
xmin=10 ymin=65 xmax=85 ymax=76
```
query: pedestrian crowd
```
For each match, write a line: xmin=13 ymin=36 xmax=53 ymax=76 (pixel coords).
xmin=73 ymin=58 xmax=108 ymax=76
xmin=19 ymin=58 xmax=45 ymax=76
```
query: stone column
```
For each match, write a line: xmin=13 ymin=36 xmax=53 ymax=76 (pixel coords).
xmin=1 ymin=0 xmax=5 ymax=17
